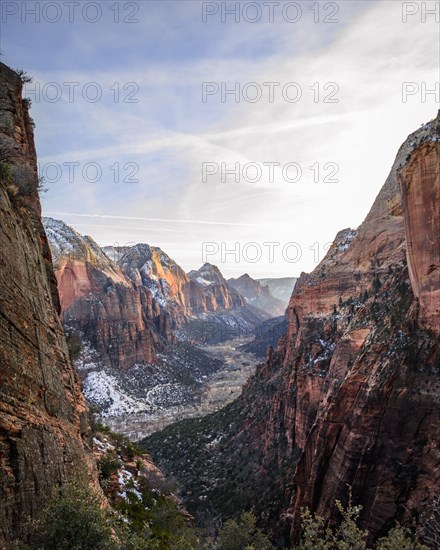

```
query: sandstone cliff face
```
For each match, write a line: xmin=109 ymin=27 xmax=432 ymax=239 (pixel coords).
xmin=45 ymin=219 xmax=172 ymax=370
xmin=46 ymin=224 xmax=257 ymax=373
xmin=104 ymin=248 xmax=246 ymax=319
xmin=0 ymin=63 xmax=99 ymax=546
xmin=261 ymin=113 xmax=440 ymax=542
xmin=399 ymin=141 xmax=440 ymax=333
xmin=117 ymin=243 xmax=203 ymax=321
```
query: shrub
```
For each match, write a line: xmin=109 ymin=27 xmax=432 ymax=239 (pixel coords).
xmin=295 ymin=491 xmax=429 ymax=550
xmin=15 ymin=69 xmax=33 ymax=84
xmin=377 ymin=524 xmax=428 ymax=550
xmin=214 ymin=511 xmax=274 ymax=550
xmin=98 ymin=454 xmax=121 ymax=480
xmin=0 ymin=161 xmax=13 ymax=184
xmin=11 ymin=163 xmax=47 ymax=195
xmin=28 ymin=478 xmax=116 ymax=550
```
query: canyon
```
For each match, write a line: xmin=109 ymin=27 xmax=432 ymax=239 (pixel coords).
xmin=1 ymin=56 xmax=439 ymax=549
xmin=44 ymin=217 xmax=276 ymax=437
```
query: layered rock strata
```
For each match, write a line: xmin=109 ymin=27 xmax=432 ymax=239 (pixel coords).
xmin=0 ymin=62 xmax=99 ymax=546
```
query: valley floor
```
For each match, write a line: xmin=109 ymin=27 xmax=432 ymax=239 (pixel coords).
xmin=99 ymin=337 xmax=258 ymax=440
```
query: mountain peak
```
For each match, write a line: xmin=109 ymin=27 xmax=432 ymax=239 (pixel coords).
xmin=188 ymin=263 xmax=226 ymax=284
xmin=43 ymin=217 xmax=111 ymax=267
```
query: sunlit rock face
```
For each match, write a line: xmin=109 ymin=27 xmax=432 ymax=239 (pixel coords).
xmin=45 ymin=218 xmax=171 ymax=370
xmin=0 ymin=62 xmax=99 ymax=546
xmin=270 ymin=112 xmax=440 ymax=543
xmin=188 ymin=263 xmax=246 ymax=311
xmin=399 ymin=140 xmax=440 ymax=334
xmin=46 ymin=223 xmax=262 ymax=374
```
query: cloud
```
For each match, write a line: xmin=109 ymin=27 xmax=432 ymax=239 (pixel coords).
xmin=3 ymin=1 xmax=438 ymax=278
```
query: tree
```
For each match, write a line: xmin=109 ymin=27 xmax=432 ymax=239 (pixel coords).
xmin=215 ymin=511 xmax=274 ymax=550
xmin=373 ymin=275 xmax=381 ymax=295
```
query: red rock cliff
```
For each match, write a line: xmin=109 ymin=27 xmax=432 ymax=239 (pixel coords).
xmin=0 ymin=63 xmax=99 ymax=546
xmin=45 ymin=219 xmax=173 ymax=370
xmin=399 ymin=141 xmax=440 ymax=333
xmin=272 ymin=113 xmax=440 ymax=542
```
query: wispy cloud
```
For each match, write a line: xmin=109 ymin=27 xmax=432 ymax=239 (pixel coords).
xmin=45 ymin=212 xmax=261 ymax=227
xmin=3 ymin=0 xmax=439 ymax=277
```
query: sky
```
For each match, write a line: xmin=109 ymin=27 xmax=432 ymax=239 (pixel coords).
xmin=1 ymin=0 xmax=439 ymax=278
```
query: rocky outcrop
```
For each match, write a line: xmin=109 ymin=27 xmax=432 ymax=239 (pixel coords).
xmin=44 ymin=218 xmax=129 ymax=311
xmin=117 ymin=243 xmax=205 ymax=320
xmin=143 ymin=112 xmax=440 ymax=547
xmin=45 ymin=218 xmax=172 ymax=370
xmin=107 ymin=248 xmax=249 ymax=318
xmin=0 ymin=63 xmax=99 ymax=546
xmin=228 ymin=273 xmax=286 ymax=317
xmin=399 ymin=141 xmax=440 ymax=333
xmin=188 ymin=263 xmax=246 ymax=311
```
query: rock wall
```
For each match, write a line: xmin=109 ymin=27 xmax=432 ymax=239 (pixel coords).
xmin=271 ymin=113 xmax=440 ymax=542
xmin=45 ymin=219 xmax=172 ymax=370
xmin=0 ymin=63 xmax=99 ymax=546
xmin=399 ymin=141 xmax=440 ymax=333
xmin=188 ymin=263 xmax=246 ymax=311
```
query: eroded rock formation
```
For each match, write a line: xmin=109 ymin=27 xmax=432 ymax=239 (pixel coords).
xmin=228 ymin=273 xmax=286 ymax=317
xmin=45 ymin=218 xmax=172 ymax=370
xmin=0 ymin=63 xmax=99 ymax=546
xmin=261 ymin=113 xmax=440 ymax=543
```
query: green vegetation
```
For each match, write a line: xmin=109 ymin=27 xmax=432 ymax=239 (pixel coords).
xmin=211 ymin=511 xmax=274 ymax=549
xmin=0 ymin=160 xmax=13 ymax=184
xmin=294 ymin=495 xmax=429 ymax=550
xmin=15 ymin=69 xmax=33 ymax=84
xmin=142 ymin=389 xmax=293 ymax=528
xmin=27 ymin=479 xmax=115 ymax=550
xmin=98 ymin=453 xmax=122 ymax=480
xmin=23 ymin=482 xmax=432 ymax=549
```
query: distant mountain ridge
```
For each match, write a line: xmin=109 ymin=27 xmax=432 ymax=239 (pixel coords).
xmin=44 ymin=217 xmax=168 ymax=369
xmin=257 ymin=277 xmax=297 ymax=305
xmin=228 ymin=273 xmax=286 ymax=317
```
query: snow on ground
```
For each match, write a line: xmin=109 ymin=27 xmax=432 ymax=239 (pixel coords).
xmin=83 ymin=370 xmax=152 ymax=417
xmin=43 ymin=217 xmax=78 ymax=258
xmin=196 ymin=276 xmax=212 ymax=286
xmin=337 ymin=229 xmax=357 ymax=252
